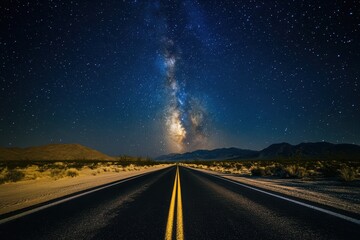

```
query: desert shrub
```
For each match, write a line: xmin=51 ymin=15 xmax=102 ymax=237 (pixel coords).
xmin=243 ymin=162 xmax=253 ymax=169
xmin=50 ymin=169 xmax=65 ymax=179
xmin=272 ymin=165 xmax=286 ymax=177
xmin=318 ymin=164 xmax=338 ymax=177
xmin=89 ymin=163 xmax=99 ymax=170
xmin=283 ymin=165 xmax=307 ymax=178
xmin=269 ymin=165 xmax=307 ymax=178
xmin=4 ymin=169 xmax=25 ymax=182
xmin=66 ymin=168 xmax=79 ymax=177
xmin=124 ymin=164 xmax=136 ymax=171
xmin=251 ymin=165 xmax=278 ymax=176
xmin=72 ymin=163 xmax=86 ymax=170
xmin=339 ymin=166 xmax=357 ymax=182
xmin=23 ymin=165 xmax=42 ymax=180
xmin=251 ymin=166 xmax=266 ymax=176
xmin=235 ymin=164 xmax=243 ymax=171
xmin=102 ymin=167 xmax=111 ymax=172
xmin=53 ymin=162 xmax=66 ymax=169
xmin=38 ymin=165 xmax=47 ymax=172
xmin=295 ymin=166 xmax=307 ymax=178
xmin=262 ymin=166 xmax=274 ymax=175
xmin=26 ymin=172 xmax=41 ymax=180
xmin=284 ymin=165 xmax=297 ymax=178
xmin=306 ymin=169 xmax=318 ymax=176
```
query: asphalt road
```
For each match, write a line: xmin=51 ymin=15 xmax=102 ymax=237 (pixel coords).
xmin=0 ymin=166 xmax=359 ymax=240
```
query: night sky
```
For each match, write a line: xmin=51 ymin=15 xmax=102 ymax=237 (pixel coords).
xmin=1 ymin=0 xmax=359 ymax=157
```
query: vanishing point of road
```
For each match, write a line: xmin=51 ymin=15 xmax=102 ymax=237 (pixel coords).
xmin=0 ymin=165 xmax=359 ymax=240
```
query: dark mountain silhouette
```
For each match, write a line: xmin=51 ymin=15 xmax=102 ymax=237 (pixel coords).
xmin=0 ymin=144 xmax=115 ymax=161
xmin=258 ymin=142 xmax=360 ymax=160
xmin=156 ymin=142 xmax=360 ymax=161
xmin=156 ymin=147 xmax=258 ymax=161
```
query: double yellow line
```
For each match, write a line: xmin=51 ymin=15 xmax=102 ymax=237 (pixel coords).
xmin=165 ymin=166 xmax=184 ymax=240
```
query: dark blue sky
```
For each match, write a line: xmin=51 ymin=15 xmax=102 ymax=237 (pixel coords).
xmin=1 ymin=0 xmax=359 ymax=157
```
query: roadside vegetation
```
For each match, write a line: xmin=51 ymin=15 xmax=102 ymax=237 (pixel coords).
xmin=183 ymin=158 xmax=360 ymax=182
xmin=0 ymin=158 xmax=163 ymax=184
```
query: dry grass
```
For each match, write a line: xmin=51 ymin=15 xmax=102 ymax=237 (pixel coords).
xmin=0 ymin=160 xmax=162 ymax=184
xmin=183 ymin=159 xmax=360 ymax=182
xmin=339 ymin=166 xmax=358 ymax=182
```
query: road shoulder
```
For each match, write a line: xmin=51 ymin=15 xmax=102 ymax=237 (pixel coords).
xmin=186 ymin=166 xmax=360 ymax=215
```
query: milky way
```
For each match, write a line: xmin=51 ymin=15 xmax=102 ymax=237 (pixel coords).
xmin=1 ymin=1 xmax=359 ymax=156
xmin=163 ymin=38 xmax=209 ymax=152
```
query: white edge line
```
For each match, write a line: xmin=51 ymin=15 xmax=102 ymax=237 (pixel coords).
xmin=0 ymin=168 xmax=167 ymax=225
xmin=189 ymin=167 xmax=360 ymax=225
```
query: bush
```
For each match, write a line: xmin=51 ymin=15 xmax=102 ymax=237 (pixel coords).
xmin=50 ymin=169 xmax=65 ymax=179
xmin=339 ymin=166 xmax=357 ymax=182
xmin=286 ymin=165 xmax=307 ymax=178
xmin=251 ymin=167 xmax=266 ymax=176
xmin=271 ymin=165 xmax=285 ymax=177
xmin=243 ymin=162 xmax=253 ymax=169
xmin=235 ymin=164 xmax=243 ymax=171
xmin=50 ymin=169 xmax=63 ymax=177
xmin=318 ymin=165 xmax=338 ymax=177
xmin=4 ymin=170 xmax=25 ymax=182
xmin=66 ymin=168 xmax=79 ymax=177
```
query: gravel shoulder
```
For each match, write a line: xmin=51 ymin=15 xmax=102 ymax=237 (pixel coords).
xmin=191 ymin=167 xmax=360 ymax=215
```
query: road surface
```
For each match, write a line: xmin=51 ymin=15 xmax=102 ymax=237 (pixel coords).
xmin=0 ymin=166 xmax=359 ymax=240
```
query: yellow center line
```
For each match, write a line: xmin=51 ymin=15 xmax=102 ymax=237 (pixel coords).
xmin=165 ymin=166 xmax=184 ymax=240
xmin=165 ymin=166 xmax=178 ymax=240
xmin=176 ymin=167 xmax=184 ymax=240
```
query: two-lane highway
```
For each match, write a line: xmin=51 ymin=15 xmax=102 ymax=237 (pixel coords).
xmin=0 ymin=166 xmax=359 ymax=240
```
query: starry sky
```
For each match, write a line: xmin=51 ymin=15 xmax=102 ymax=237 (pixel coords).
xmin=0 ymin=0 xmax=359 ymax=157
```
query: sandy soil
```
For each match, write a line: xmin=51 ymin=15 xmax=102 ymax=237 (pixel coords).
xmin=191 ymin=167 xmax=360 ymax=215
xmin=0 ymin=164 xmax=171 ymax=215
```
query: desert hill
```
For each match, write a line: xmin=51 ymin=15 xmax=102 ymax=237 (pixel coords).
xmin=0 ymin=144 xmax=115 ymax=161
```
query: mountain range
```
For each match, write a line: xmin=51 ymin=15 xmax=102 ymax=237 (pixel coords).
xmin=156 ymin=147 xmax=258 ymax=161
xmin=0 ymin=144 xmax=114 ymax=161
xmin=156 ymin=142 xmax=360 ymax=161
xmin=1 ymin=142 xmax=359 ymax=162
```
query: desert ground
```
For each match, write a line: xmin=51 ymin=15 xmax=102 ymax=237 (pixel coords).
xmin=0 ymin=162 xmax=171 ymax=215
